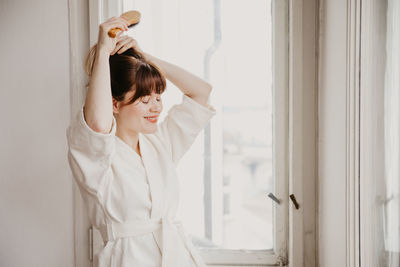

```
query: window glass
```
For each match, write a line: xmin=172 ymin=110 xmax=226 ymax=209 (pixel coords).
xmin=124 ymin=0 xmax=274 ymax=250
xmin=360 ymin=0 xmax=400 ymax=266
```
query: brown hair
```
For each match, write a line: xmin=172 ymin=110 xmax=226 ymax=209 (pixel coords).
xmin=85 ymin=45 xmax=166 ymax=107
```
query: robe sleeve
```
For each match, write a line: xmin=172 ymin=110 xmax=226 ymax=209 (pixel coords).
xmin=66 ymin=106 xmax=116 ymax=198
xmin=155 ymin=94 xmax=216 ymax=164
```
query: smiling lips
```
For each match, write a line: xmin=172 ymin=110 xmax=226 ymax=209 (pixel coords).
xmin=144 ymin=116 xmax=158 ymax=123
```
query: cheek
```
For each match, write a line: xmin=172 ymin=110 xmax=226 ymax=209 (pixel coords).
xmin=120 ymin=106 xmax=145 ymax=120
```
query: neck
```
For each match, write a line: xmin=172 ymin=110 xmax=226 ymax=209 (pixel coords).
xmin=115 ymin=127 xmax=141 ymax=156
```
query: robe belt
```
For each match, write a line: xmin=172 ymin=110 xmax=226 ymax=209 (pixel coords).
xmin=100 ymin=218 xmax=206 ymax=267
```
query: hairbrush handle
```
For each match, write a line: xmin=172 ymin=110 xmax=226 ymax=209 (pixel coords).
xmin=108 ymin=28 xmax=123 ymax=38
xmin=108 ymin=10 xmax=141 ymax=38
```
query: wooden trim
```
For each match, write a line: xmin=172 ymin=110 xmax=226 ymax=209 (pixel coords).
xmin=317 ymin=0 xmax=361 ymax=266
xmin=273 ymin=0 xmax=289 ymax=264
xmin=67 ymin=0 xmax=91 ymax=266
xmin=345 ymin=0 xmax=361 ymax=267
xmin=200 ymin=249 xmax=279 ymax=266
xmin=288 ymin=0 xmax=304 ymax=265
xmin=288 ymin=0 xmax=318 ymax=266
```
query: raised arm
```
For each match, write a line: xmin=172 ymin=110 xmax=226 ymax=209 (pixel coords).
xmin=143 ymin=52 xmax=212 ymax=107
xmin=103 ymin=34 xmax=212 ymax=107
xmin=84 ymin=17 xmax=129 ymax=134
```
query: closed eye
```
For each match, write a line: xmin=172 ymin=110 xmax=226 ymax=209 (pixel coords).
xmin=141 ymin=95 xmax=162 ymax=104
xmin=142 ymin=98 xmax=161 ymax=104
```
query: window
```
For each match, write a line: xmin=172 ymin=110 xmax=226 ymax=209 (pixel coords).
xmin=87 ymin=0 xmax=289 ymax=265
xmin=360 ymin=0 xmax=400 ymax=266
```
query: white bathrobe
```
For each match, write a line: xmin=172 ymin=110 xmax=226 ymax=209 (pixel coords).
xmin=66 ymin=94 xmax=216 ymax=267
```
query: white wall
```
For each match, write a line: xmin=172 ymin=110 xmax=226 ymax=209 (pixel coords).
xmin=0 ymin=1 xmax=74 ymax=266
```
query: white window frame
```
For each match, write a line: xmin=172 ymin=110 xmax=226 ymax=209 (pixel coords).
xmin=68 ymin=0 xmax=319 ymax=266
xmin=318 ymin=0 xmax=361 ymax=266
xmin=288 ymin=0 xmax=318 ymax=267
xmin=319 ymin=0 xmax=400 ymax=265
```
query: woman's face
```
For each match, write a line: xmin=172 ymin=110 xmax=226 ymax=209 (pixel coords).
xmin=114 ymin=90 xmax=163 ymax=134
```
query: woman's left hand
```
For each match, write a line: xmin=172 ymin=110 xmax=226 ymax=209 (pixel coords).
xmin=110 ymin=35 xmax=142 ymax=55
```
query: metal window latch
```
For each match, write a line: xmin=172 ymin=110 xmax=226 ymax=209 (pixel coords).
xmin=289 ymin=194 xmax=300 ymax=209
xmin=268 ymin=193 xmax=281 ymax=204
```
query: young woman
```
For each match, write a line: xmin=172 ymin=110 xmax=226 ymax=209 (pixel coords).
xmin=66 ymin=16 xmax=216 ymax=267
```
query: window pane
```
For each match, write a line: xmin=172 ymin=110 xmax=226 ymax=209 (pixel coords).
xmin=361 ymin=0 xmax=400 ymax=266
xmin=383 ymin=107 xmax=400 ymax=265
xmin=124 ymin=0 xmax=274 ymax=251
xmin=381 ymin=0 xmax=400 ymax=264
xmin=177 ymin=0 xmax=274 ymax=250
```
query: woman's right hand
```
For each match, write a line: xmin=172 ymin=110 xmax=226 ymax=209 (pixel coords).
xmin=97 ymin=17 xmax=130 ymax=55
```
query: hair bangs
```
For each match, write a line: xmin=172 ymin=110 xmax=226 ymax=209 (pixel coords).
xmin=126 ymin=62 xmax=166 ymax=105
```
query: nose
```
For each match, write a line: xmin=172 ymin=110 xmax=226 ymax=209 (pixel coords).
xmin=149 ymin=99 xmax=162 ymax=113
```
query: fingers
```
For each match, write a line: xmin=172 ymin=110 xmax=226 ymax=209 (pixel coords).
xmin=109 ymin=17 xmax=129 ymax=30
xmin=96 ymin=16 xmax=132 ymax=54
xmin=100 ymin=17 xmax=129 ymax=35
xmin=111 ymin=36 xmax=130 ymax=55
xmin=111 ymin=36 xmax=138 ymax=55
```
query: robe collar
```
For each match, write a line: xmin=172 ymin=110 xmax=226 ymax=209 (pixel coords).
xmin=138 ymin=133 xmax=166 ymax=219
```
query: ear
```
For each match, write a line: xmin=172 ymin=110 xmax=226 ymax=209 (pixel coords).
xmin=112 ymin=97 xmax=120 ymax=114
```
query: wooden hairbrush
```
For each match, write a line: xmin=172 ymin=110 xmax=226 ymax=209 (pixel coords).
xmin=108 ymin=10 xmax=141 ymax=38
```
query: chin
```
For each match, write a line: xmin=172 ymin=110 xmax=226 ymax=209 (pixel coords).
xmin=142 ymin=125 xmax=158 ymax=134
